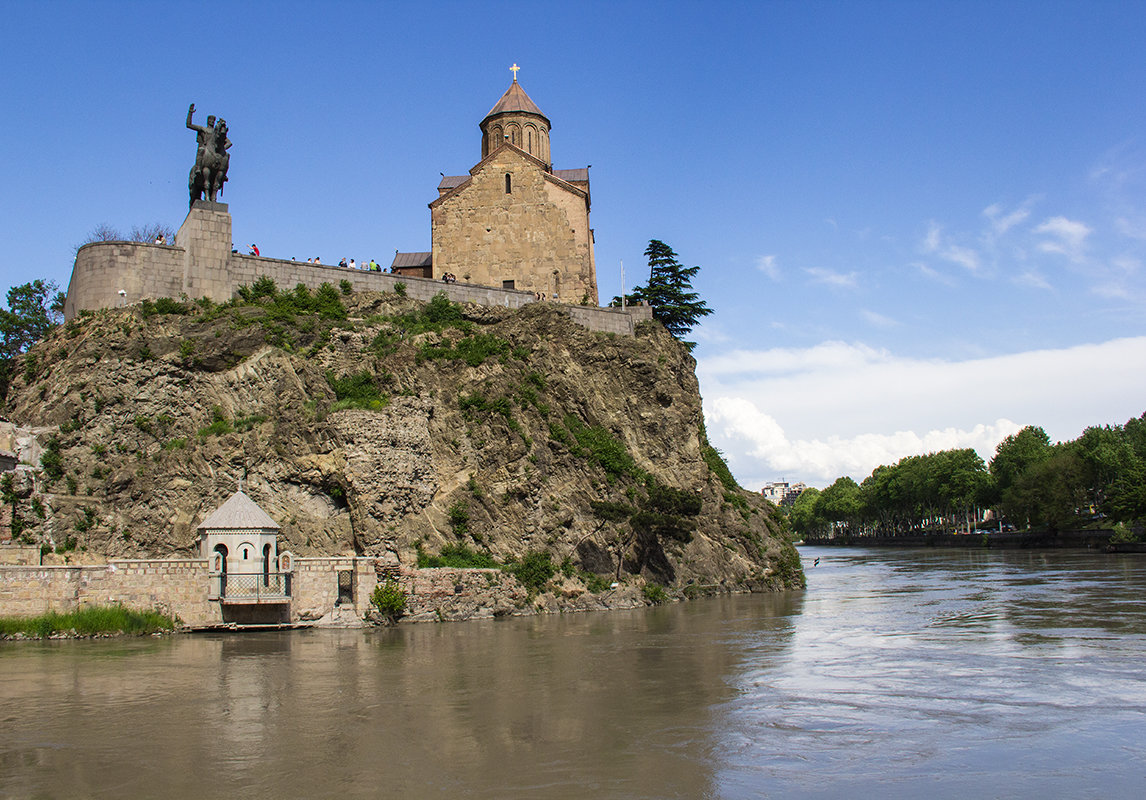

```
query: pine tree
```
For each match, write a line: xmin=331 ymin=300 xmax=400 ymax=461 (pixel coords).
xmin=617 ymin=240 xmax=712 ymax=348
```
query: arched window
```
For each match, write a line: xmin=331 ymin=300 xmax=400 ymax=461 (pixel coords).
xmin=505 ymin=173 xmax=512 ymax=194
xmin=528 ymin=129 xmax=533 ymax=154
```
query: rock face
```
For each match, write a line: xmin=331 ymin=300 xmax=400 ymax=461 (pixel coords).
xmin=3 ymin=289 xmax=803 ymax=593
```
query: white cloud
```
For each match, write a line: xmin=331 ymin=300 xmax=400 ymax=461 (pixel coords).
xmin=709 ymin=396 xmax=1020 ymax=485
xmin=1034 ymin=216 xmax=1092 ymax=260
xmin=698 ymin=337 xmax=1146 ymax=488
xmin=1014 ymin=269 xmax=1052 ymax=290
xmin=923 ymin=221 xmax=942 ymax=252
xmin=921 ymin=220 xmax=981 ymax=272
xmin=982 ymin=197 xmax=1039 ymax=236
xmin=804 ymin=267 xmax=858 ymax=288
xmin=860 ymin=309 xmax=899 ymax=328
xmin=911 ymin=261 xmax=956 ymax=286
xmin=755 ymin=254 xmax=780 ymax=280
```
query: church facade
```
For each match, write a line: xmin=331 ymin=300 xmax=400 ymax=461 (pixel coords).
xmin=398 ymin=74 xmax=598 ymax=304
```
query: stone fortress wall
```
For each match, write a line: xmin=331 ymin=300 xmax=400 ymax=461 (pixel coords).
xmin=66 ymin=203 xmax=649 ymax=336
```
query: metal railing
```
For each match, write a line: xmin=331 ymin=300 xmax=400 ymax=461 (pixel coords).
xmin=215 ymin=572 xmax=291 ymax=602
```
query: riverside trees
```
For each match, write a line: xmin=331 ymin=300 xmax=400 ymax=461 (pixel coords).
xmin=787 ymin=413 xmax=1146 ymax=538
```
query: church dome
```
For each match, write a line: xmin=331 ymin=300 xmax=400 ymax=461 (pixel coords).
xmin=480 ymin=78 xmax=551 ymax=166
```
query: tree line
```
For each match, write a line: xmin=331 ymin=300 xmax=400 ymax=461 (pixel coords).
xmin=788 ymin=415 xmax=1146 ymax=538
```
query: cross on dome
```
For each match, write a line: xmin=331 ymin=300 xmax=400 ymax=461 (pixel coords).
xmin=510 ymin=63 xmax=520 ymax=82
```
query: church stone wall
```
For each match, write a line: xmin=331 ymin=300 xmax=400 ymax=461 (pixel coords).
xmin=431 ymin=148 xmax=597 ymax=304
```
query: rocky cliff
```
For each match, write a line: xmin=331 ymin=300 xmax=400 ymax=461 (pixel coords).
xmin=3 ymin=286 xmax=803 ymax=594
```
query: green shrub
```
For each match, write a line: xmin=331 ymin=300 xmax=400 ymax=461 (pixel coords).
xmin=447 ymin=501 xmax=470 ymax=536
xmin=581 ymin=571 xmax=612 ymax=592
xmin=40 ymin=436 xmax=64 ymax=480
xmin=394 ymin=282 xmax=407 ymax=298
xmin=370 ymin=581 xmax=407 ymax=622
xmin=1111 ymin=523 xmax=1142 ymax=544
xmin=417 ymin=543 xmax=500 ymax=569
xmin=339 ymin=279 xmax=353 ymax=296
xmin=561 ymin=415 xmax=638 ymax=479
xmin=508 ymin=551 xmax=556 ymax=592
xmin=326 ymin=370 xmax=388 ymax=411
xmin=75 ymin=508 xmax=95 ymax=533
xmin=643 ymin=583 xmax=669 ymax=604
xmin=198 ymin=406 xmax=232 ymax=437
xmin=419 ymin=333 xmax=512 ymax=366
xmin=23 ymin=353 xmax=39 ymax=384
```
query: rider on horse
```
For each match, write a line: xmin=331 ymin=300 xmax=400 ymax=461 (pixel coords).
xmin=187 ymin=103 xmax=232 ymax=206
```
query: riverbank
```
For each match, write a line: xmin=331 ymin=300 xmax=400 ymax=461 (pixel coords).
xmin=803 ymin=527 xmax=1146 ymax=550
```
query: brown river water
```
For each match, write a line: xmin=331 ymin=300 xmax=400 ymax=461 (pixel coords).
xmin=2 ymin=547 xmax=1145 ymax=799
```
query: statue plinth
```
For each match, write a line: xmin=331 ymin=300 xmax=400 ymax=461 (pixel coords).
xmin=177 ymin=202 xmax=233 ymax=303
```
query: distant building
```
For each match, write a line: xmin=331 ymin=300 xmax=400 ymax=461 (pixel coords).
xmin=762 ymin=481 xmax=807 ymax=507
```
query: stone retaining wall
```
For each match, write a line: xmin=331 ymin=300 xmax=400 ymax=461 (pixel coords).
xmin=0 ymin=555 xmax=540 ymax=628
xmin=0 ymin=559 xmax=220 ymax=625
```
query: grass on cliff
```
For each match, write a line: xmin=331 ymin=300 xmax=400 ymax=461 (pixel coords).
xmin=0 ymin=605 xmax=179 ymax=638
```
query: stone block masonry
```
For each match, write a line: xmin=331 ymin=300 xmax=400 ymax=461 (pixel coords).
xmin=1 ymin=556 xmax=532 ymax=628
xmin=66 ymin=206 xmax=650 ymax=335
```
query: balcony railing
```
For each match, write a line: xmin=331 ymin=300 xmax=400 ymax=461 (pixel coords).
xmin=212 ymin=572 xmax=291 ymax=603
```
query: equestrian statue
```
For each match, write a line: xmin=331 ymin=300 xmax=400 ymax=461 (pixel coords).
xmin=186 ymin=103 xmax=231 ymax=206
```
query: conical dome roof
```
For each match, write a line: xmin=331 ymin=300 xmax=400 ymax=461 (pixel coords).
xmin=483 ymin=81 xmax=549 ymax=126
xmin=197 ymin=490 xmax=280 ymax=531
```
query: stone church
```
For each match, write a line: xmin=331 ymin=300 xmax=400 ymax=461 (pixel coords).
xmin=394 ymin=71 xmax=598 ymax=304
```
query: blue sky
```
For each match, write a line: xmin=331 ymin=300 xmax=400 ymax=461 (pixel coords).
xmin=4 ymin=1 xmax=1146 ymax=489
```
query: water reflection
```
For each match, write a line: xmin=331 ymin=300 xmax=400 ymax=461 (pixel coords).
xmin=0 ymin=593 xmax=803 ymax=799
xmin=3 ymin=551 xmax=1145 ymax=799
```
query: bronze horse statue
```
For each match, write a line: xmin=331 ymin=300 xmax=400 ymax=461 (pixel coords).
xmin=187 ymin=103 xmax=231 ymax=206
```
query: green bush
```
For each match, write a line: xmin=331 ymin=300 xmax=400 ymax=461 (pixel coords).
xmin=326 ymin=370 xmax=388 ymax=411
xmin=339 ymin=279 xmax=353 ymax=296
xmin=643 ymin=583 xmax=669 ymax=604
xmin=561 ymin=415 xmax=638 ymax=479
xmin=370 ymin=581 xmax=407 ymax=622
xmin=419 ymin=333 xmax=512 ymax=366
xmin=198 ymin=406 xmax=232 ymax=437
xmin=394 ymin=282 xmax=407 ymax=298
xmin=447 ymin=501 xmax=470 ymax=536
xmin=40 ymin=436 xmax=64 ymax=480
xmin=417 ymin=543 xmax=500 ymax=569
xmin=508 ymin=551 xmax=556 ymax=592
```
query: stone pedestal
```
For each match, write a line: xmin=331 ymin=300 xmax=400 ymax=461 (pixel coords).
xmin=176 ymin=201 xmax=233 ymax=302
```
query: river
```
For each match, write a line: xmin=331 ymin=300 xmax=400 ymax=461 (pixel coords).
xmin=2 ymin=547 xmax=1145 ymax=799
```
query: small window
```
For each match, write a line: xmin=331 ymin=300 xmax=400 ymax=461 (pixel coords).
xmin=505 ymin=173 xmax=512 ymax=194
xmin=337 ymin=570 xmax=354 ymax=605
xmin=242 ymin=547 xmax=250 ymax=560
xmin=502 ymin=280 xmax=515 ymax=290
